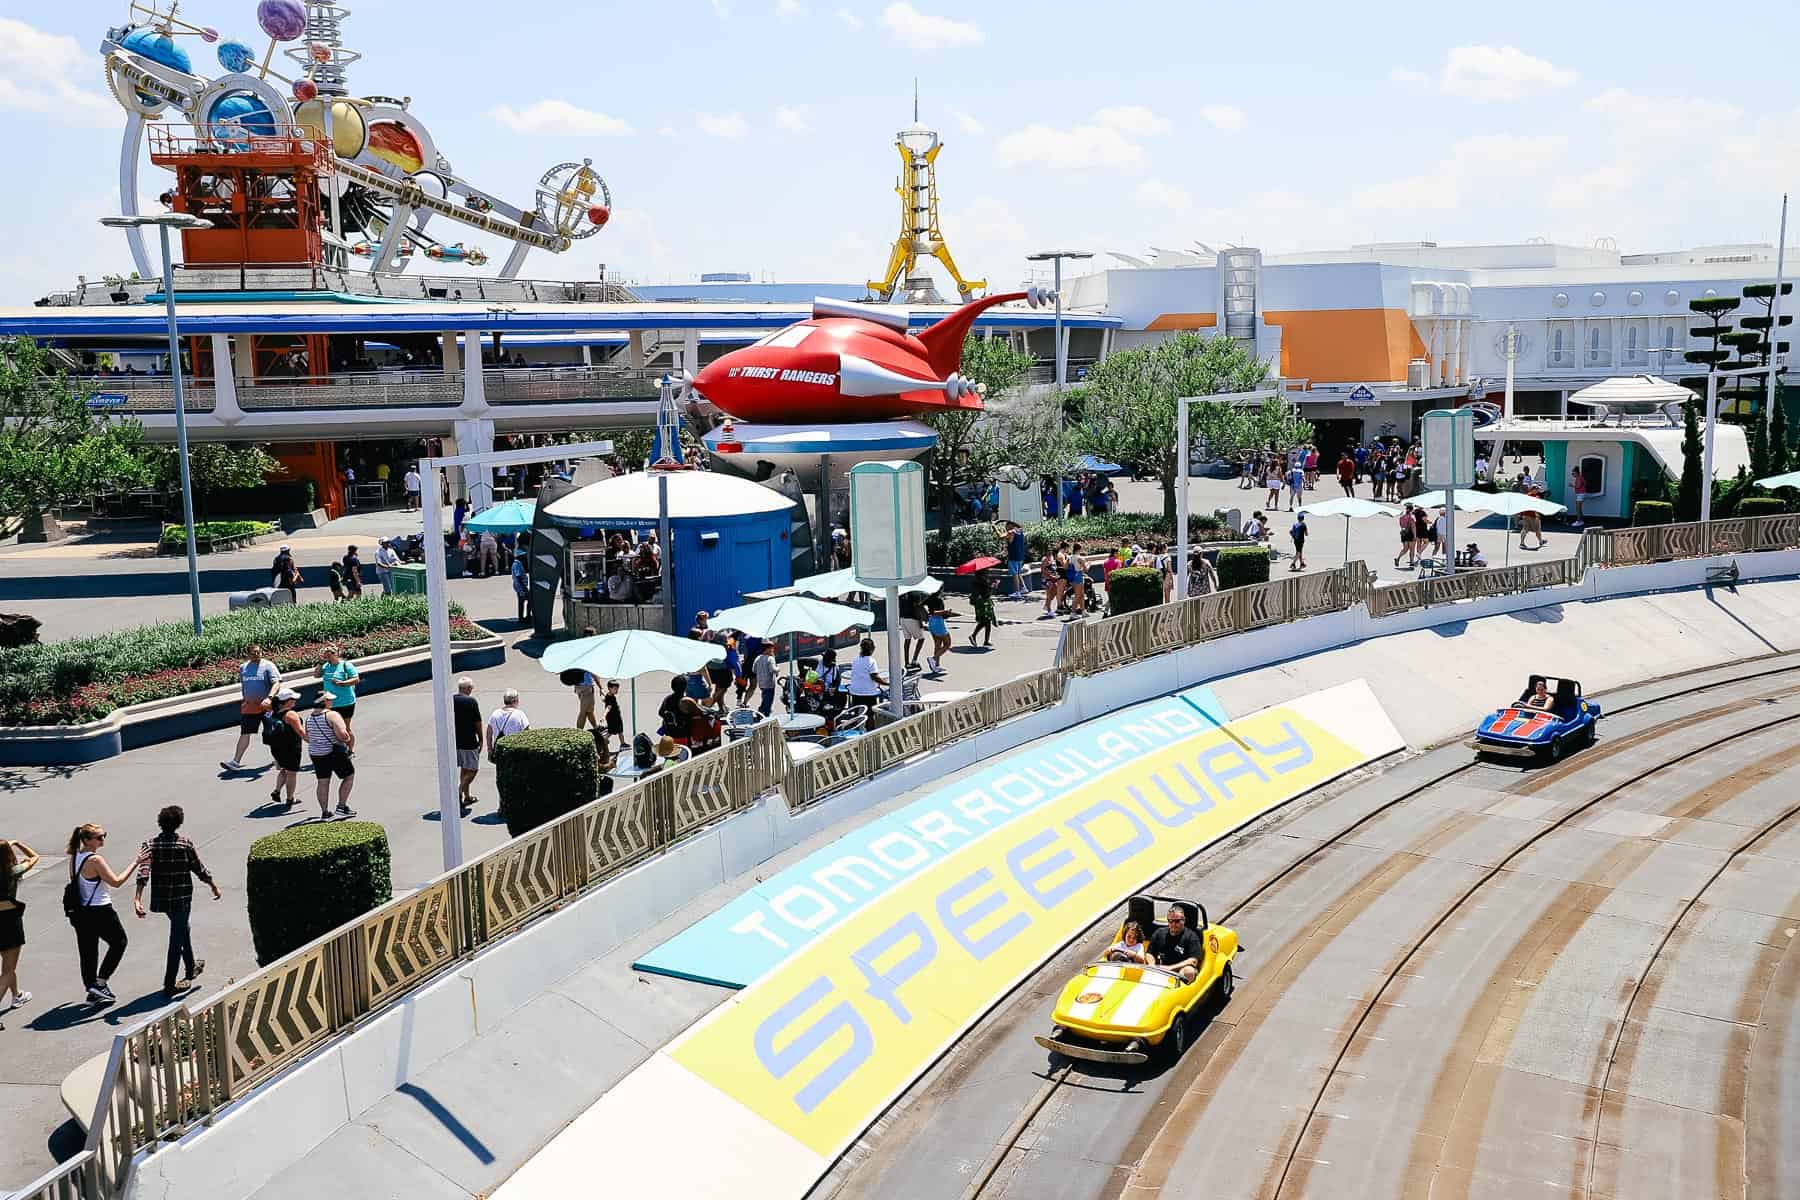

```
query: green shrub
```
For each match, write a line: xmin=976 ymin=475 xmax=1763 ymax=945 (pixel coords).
xmin=494 ymin=728 xmax=599 ymax=836
xmin=160 ymin=519 xmax=275 ymax=546
xmin=1105 ymin=567 xmax=1162 ymax=616
xmin=1739 ymin=496 xmax=1787 ymax=519
xmin=246 ymin=821 xmax=392 ymax=965
xmin=0 ymin=596 xmax=483 ymax=727
xmin=1632 ymin=500 xmax=1674 ymax=526
xmin=1216 ymin=546 xmax=1272 ymax=589
xmin=923 ymin=511 xmax=1234 ymax=567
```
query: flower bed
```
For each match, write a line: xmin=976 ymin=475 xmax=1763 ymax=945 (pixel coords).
xmin=0 ymin=597 xmax=485 ymax=727
xmin=926 ymin=511 xmax=1239 ymax=567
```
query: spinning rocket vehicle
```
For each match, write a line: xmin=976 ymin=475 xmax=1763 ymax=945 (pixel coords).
xmin=690 ymin=288 xmax=1051 ymax=424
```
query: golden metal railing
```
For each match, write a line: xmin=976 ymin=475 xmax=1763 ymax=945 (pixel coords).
xmin=22 ymin=512 xmax=1799 ymax=1200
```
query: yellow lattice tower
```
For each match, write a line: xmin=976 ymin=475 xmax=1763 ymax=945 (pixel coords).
xmin=868 ymin=84 xmax=985 ymax=302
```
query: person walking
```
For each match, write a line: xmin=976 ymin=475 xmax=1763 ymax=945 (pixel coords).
xmin=1336 ymin=452 xmax=1357 ymax=498
xmin=341 ymin=545 xmax=364 ymax=599
xmin=224 ymin=644 xmax=280 ymax=773
xmin=1394 ymin=503 xmax=1417 ymax=569
xmin=968 ymin=568 xmax=996 ymax=647
xmin=1 ymin=837 xmax=40 ymax=1013
xmin=1289 ymin=512 xmax=1309 ymax=571
xmin=452 ymin=497 xmax=467 ymax=540
xmin=511 ymin=552 xmax=530 ymax=622
xmin=925 ymin=592 xmax=952 ymax=674
xmin=320 ymin=644 xmax=360 ymax=728
xmin=267 ymin=688 xmax=304 ymax=808
xmin=453 ymin=677 xmax=482 ymax=813
xmin=753 ymin=643 xmax=779 ymax=717
xmin=485 ymin=689 xmax=530 ymax=764
xmin=898 ymin=591 xmax=926 ymax=668
xmin=1264 ymin=461 xmax=1283 ymax=511
xmin=1065 ymin=548 xmax=1087 ymax=617
xmin=67 ymin=824 xmax=132 ymax=1006
xmin=403 ymin=464 xmax=422 ymax=511
xmin=1038 ymin=547 xmax=1061 ymax=619
xmin=271 ymin=543 xmax=302 ymax=601
xmin=1569 ymin=467 xmax=1587 ymax=527
xmin=478 ymin=531 xmax=500 ymax=578
xmin=603 ymin=680 xmax=625 ymax=752
xmin=1187 ymin=550 xmax=1218 ymax=597
xmin=304 ymin=694 xmax=357 ymax=820
xmin=132 ymin=806 xmax=221 ymax=998
xmin=375 ymin=538 xmax=399 ymax=593
xmin=1286 ymin=459 xmax=1306 ymax=511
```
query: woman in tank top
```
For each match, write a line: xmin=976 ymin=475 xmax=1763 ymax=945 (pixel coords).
xmin=67 ymin=823 xmax=133 ymax=1005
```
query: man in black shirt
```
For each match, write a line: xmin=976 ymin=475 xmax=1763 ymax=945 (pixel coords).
xmin=1146 ymin=904 xmax=1205 ymax=983
xmin=453 ymin=677 xmax=482 ymax=813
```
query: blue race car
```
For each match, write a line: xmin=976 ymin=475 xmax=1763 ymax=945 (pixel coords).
xmin=1469 ymin=675 xmax=1601 ymax=761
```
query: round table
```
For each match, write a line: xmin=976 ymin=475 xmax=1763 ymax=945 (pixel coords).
xmin=778 ymin=713 xmax=826 ymax=736
xmin=918 ymin=691 xmax=975 ymax=705
xmin=787 ymin=741 xmax=828 ymax=762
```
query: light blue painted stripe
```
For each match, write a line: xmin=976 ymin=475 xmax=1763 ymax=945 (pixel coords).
xmin=633 ymin=685 xmax=1222 ymax=989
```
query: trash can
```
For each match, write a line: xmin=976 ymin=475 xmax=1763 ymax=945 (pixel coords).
xmin=389 ymin=564 xmax=429 ymax=595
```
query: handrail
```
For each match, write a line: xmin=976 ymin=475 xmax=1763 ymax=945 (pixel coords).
xmin=20 ymin=511 xmax=1800 ymax=1200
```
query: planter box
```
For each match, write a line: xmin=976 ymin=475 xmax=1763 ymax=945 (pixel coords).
xmin=0 ymin=632 xmax=505 ymax=766
xmin=157 ymin=530 xmax=277 ymax=556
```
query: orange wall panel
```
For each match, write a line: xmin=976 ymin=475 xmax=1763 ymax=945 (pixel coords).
xmin=1144 ymin=312 xmax=1218 ymax=331
xmin=1260 ymin=309 xmax=1425 ymax=383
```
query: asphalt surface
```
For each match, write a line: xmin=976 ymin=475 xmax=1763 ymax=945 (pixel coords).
xmin=810 ymin=658 xmax=1800 ymax=1200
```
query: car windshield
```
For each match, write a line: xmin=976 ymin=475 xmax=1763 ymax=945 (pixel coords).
xmin=1085 ymin=962 xmax=1180 ymax=986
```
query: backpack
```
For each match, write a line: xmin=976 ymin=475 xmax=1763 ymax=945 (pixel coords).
xmin=559 ymin=668 xmax=587 ymax=687
xmin=63 ymin=857 xmax=85 ymax=926
xmin=260 ymin=710 xmax=283 ymax=745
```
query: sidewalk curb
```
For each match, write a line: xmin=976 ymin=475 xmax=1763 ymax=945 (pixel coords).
xmin=0 ymin=633 xmax=506 ymax=767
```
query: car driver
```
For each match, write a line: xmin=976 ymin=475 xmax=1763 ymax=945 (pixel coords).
xmin=1524 ymin=679 xmax=1552 ymax=710
xmin=1148 ymin=905 xmax=1204 ymax=983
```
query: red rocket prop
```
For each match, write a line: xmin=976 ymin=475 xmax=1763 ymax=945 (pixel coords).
xmin=690 ymin=288 xmax=1051 ymax=423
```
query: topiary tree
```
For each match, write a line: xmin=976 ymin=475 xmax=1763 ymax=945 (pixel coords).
xmin=1104 ymin=566 xmax=1161 ymax=615
xmin=1632 ymin=500 xmax=1674 ymax=526
xmin=1739 ymin=496 xmax=1786 ymax=519
xmin=494 ymin=727 xmax=599 ymax=836
xmin=246 ymin=821 xmax=392 ymax=965
xmin=1216 ymin=546 xmax=1272 ymax=589
xmin=1676 ymin=396 xmax=1705 ymax=522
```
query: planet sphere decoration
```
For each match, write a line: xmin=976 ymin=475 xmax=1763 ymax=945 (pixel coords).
xmin=256 ymin=0 xmax=307 ymax=41
xmin=293 ymin=78 xmax=317 ymax=101
xmin=216 ymin=39 xmax=254 ymax=73
xmin=294 ymin=97 xmax=367 ymax=158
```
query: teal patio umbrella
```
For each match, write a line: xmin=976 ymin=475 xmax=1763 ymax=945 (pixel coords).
xmin=709 ymin=595 xmax=872 ymax=712
xmin=1297 ymin=496 xmax=1400 ymax=567
xmin=1462 ymin=491 xmax=1566 ymax=565
xmin=464 ymin=499 xmax=537 ymax=535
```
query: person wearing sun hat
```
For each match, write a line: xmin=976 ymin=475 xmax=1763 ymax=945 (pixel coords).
xmin=654 ymin=734 xmax=681 ymax=762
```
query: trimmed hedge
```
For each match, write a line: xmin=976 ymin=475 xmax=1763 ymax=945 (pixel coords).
xmin=926 ymin=511 xmax=1234 ymax=567
xmin=159 ymin=519 xmax=275 ymax=546
xmin=1217 ymin=546 xmax=1272 ymax=590
xmin=495 ymin=727 xmax=599 ymax=836
xmin=1632 ymin=500 xmax=1674 ymax=526
xmin=0 ymin=596 xmax=484 ymax=726
xmin=246 ymin=821 xmax=392 ymax=966
xmin=1105 ymin=567 xmax=1162 ymax=616
xmin=1739 ymin=496 xmax=1787 ymax=519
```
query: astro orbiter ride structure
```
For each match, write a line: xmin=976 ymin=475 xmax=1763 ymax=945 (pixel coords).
xmin=866 ymin=88 xmax=985 ymax=304
xmin=99 ymin=1 xmax=611 ymax=281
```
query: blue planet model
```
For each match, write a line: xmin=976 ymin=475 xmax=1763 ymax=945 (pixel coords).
xmin=119 ymin=26 xmax=193 ymax=105
xmin=217 ymin=40 xmax=255 ymax=74
xmin=209 ymin=92 xmax=277 ymax=138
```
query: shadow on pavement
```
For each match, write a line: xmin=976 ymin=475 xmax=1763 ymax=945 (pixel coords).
xmin=0 ymin=765 xmax=90 ymax=793
xmin=396 ymin=1083 xmax=495 ymax=1164
xmin=27 ymin=988 xmax=175 ymax=1034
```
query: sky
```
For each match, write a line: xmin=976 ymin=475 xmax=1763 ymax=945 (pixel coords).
xmin=3 ymin=1 xmax=1798 ymax=304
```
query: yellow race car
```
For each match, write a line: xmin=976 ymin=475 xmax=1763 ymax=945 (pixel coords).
xmin=1034 ymin=894 xmax=1239 ymax=1066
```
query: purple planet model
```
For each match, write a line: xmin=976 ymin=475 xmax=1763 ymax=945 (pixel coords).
xmin=256 ymin=0 xmax=307 ymax=41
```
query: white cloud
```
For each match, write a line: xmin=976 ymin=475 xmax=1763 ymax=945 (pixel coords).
xmin=711 ymin=0 xmax=732 ymax=16
xmin=1439 ymin=44 xmax=1577 ymax=102
xmin=1389 ymin=66 xmax=1431 ymax=88
xmin=835 ymin=6 xmax=863 ymax=27
xmin=656 ymin=124 xmax=677 ymax=137
xmin=1351 ymin=132 xmax=1567 ymax=212
xmin=996 ymin=106 xmax=1170 ymax=171
xmin=0 ymin=17 xmax=117 ymax=125
xmin=696 ymin=111 xmax=749 ymax=139
xmin=1094 ymin=105 xmax=1171 ymax=137
xmin=775 ymin=104 xmax=812 ymax=134
xmin=1198 ymin=104 xmax=1247 ymax=133
xmin=997 ymin=122 xmax=1146 ymax=171
xmin=950 ymin=107 xmax=984 ymax=136
xmin=1136 ymin=178 xmax=1192 ymax=211
xmin=776 ymin=0 xmax=806 ymax=19
xmin=881 ymin=3 xmax=983 ymax=49
xmin=489 ymin=99 xmax=633 ymax=137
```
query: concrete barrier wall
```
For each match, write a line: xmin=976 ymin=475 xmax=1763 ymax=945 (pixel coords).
xmin=124 ymin=561 xmax=1800 ymax=1200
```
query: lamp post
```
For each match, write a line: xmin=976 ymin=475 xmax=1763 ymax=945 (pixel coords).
xmin=1027 ymin=250 xmax=1091 ymax=520
xmin=100 ymin=212 xmax=214 ymax=637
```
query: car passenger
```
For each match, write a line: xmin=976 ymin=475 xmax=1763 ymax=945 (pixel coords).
xmin=1106 ymin=920 xmax=1150 ymax=965
xmin=1148 ymin=906 xmax=1205 ymax=984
